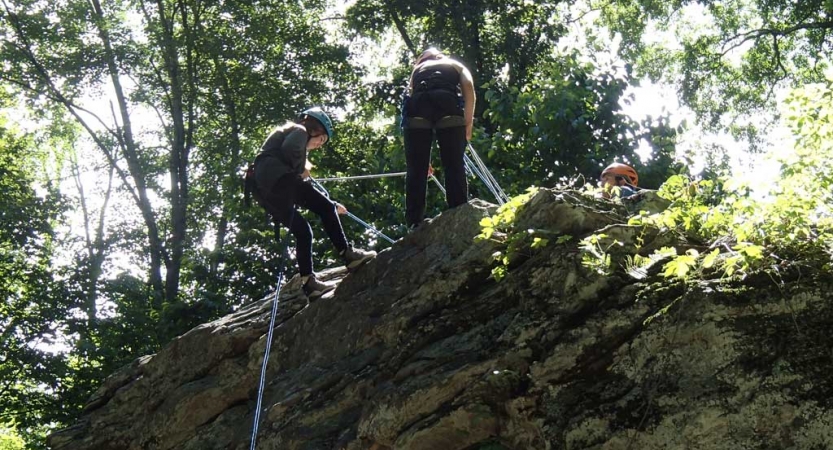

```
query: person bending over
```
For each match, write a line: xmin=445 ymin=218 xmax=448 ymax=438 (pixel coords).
xmin=253 ymin=107 xmax=376 ymax=299
xmin=402 ymin=48 xmax=476 ymax=230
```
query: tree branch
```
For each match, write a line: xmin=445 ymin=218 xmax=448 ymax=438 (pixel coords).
xmin=0 ymin=6 xmax=140 ymax=210
xmin=0 ymin=75 xmax=122 ymax=142
xmin=721 ymin=20 xmax=833 ymax=57
xmin=385 ymin=0 xmax=416 ymax=56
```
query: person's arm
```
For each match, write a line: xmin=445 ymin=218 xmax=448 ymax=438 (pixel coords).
xmin=281 ymin=126 xmax=309 ymax=176
xmin=458 ymin=64 xmax=476 ymax=141
xmin=407 ymin=67 xmax=417 ymax=95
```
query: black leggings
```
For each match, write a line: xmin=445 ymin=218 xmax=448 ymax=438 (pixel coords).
xmin=257 ymin=175 xmax=348 ymax=276
xmin=404 ymin=125 xmax=467 ymax=226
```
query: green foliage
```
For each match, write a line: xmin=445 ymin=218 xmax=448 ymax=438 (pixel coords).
xmin=347 ymin=0 xmax=564 ymax=89
xmin=604 ymin=0 xmax=833 ymax=135
xmin=579 ymin=233 xmax=620 ymax=275
xmin=0 ymin=428 xmax=25 ymax=450
xmin=0 ymin=0 xmax=830 ymax=445
xmin=0 ymin=116 xmax=73 ymax=448
xmin=623 ymin=76 xmax=833 ymax=281
xmin=0 ymin=0 xmax=362 ymax=445
xmin=478 ymin=50 xmax=681 ymax=192
xmin=476 ymin=187 xmax=571 ymax=281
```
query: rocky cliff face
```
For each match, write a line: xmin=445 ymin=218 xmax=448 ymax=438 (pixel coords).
xmin=48 ymin=189 xmax=833 ymax=450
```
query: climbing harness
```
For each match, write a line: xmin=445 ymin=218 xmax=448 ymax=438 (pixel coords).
xmin=249 ymin=218 xmax=293 ymax=450
xmin=309 ymin=178 xmax=396 ymax=244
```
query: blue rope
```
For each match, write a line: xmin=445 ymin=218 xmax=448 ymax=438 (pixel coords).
xmin=345 ymin=211 xmax=395 ymax=244
xmin=308 ymin=178 xmax=396 ymax=245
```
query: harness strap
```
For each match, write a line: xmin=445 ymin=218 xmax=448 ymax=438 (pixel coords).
xmin=404 ymin=115 xmax=466 ymax=130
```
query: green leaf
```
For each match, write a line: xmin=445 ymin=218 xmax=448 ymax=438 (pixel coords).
xmin=555 ymin=234 xmax=573 ymax=244
xmin=702 ymin=248 xmax=720 ymax=269
xmin=531 ymin=237 xmax=549 ymax=248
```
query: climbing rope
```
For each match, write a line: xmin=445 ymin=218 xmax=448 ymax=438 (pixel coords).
xmin=464 ymin=154 xmax=500 ymax=204
xmin=466 ymin=143 xmax=509 ymax=205
xmin=315 ymin=172 xmax=407 ymax=182
xmin=430 ymin=173 xmax=446 ymax=195
xmin=316 ymin=171 xmax=446 ymax=197
xmin=249 ymin=219 xmax=293 ymax=450
xmin=249 ymin=278 xmax=280 ymax=450
xmin=309 ymin=178 xmax=396 ymax=244
xmin=343 ymin=210 xmax=395 ymax=244
xmin=310 ymin=145 xmax=507 ymax=237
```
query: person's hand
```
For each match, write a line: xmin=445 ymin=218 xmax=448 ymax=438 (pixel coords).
xmin=465 ymin=124 xmax=473 ymax=141
xmin=427 ymin=164 xmax=434 ymax=178
xmin=335 ymin=203 xmax=347 ymax=215
xmin=301 ymin=159 xmax=313 ymax=179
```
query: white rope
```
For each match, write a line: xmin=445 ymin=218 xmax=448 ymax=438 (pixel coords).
xmin=315 ymin=172 xmax=407 ymax=182
xmin=249 ymin=256 xmax=286 ymax=449
xmin=468 ymin=145 xmax=507 ymax=203
xmin=430 ymin=174 xmax=446 ymax=195
xmin=472 ymin=145 xmax=508 ymax=202
xmin=466 ymin=143 xmax=509 ymax=205
xmin=465 ymin=154 xmax=503 ymax=205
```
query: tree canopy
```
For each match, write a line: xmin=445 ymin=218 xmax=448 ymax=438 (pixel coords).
xmin=600 ymin=0 xmax=833 ymax=138
xmin=0 ymin=0 xmax=829 ymax=446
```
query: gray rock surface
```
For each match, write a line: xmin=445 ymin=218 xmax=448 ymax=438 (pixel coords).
xmin=48 ymin=190 xmax=833 ymax=450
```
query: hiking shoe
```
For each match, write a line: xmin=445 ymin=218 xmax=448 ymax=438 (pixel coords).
xmin=302 ymin=274 xmax=336 ymax=300
xmin=342 ymin=247 xmax=377 ymax=271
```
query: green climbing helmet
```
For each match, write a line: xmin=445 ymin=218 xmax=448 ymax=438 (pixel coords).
xmin=299 ymin=107 xmax=333 ymax=141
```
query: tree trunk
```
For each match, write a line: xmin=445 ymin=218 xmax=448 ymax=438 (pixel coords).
xmin=209 ymin=55 xmax=243 ymax=276
xmin=71 ymin=156 xmax=115 ymax=335
xmin=386 ymin=1 xmax=416 ymax=56
xmin=154 ymin=0 xmax=193 ymax=305
xmin=90 ymin=0 xmax=166 ymax=305
xmin=460 ymin=0 xmax=487 ymax=121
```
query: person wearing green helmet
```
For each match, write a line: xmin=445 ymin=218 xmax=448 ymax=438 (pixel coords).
xmin=252 ymin=108 xmax=376 ymax=299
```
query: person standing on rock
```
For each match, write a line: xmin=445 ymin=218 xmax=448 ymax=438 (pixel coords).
xmin=401 ymin=47 xmax=476 ymax=231
xmin=251 ymin=108 xmax=376 ymax=299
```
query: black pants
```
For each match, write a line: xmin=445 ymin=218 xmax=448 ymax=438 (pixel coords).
xmin=404 ymin=125 xmax=468 ymax=226
xmin=257 ymin=175 xmax=348 ymax=276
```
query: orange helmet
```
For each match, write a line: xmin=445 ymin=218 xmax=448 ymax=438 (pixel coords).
xmin=601 ymin=162 xmax=638 ymax=187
